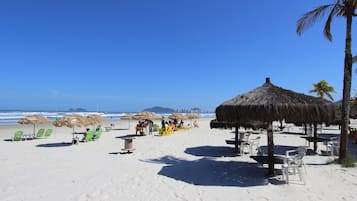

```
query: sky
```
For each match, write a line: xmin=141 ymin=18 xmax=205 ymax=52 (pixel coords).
xmin=0 ymin=0 xmax=356 ymax=112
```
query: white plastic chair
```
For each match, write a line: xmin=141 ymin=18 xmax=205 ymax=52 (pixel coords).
xmin=248 ymin=136 xmax=261 ymax=154
xmin=239 ymin=133 xmax=251 ymax=155
xmin=282 ymin=146 xmax=307 ymax=184
xmin=326 ymin=137 xmax=340 ymax=157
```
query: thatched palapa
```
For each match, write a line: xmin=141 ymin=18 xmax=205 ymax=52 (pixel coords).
xmin=214 ymin=77 xmax=335 ymax=175
xmin=216 ymin=78 xmax=335 ymax=124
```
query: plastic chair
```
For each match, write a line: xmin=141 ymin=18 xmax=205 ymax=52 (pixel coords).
xmin=35 ymin=128 xmax=45 ymax=138
xmin=12 ymin=130 xmax=24 ymax=141
xmin=93 ymin=129 xmax=102 ymax=140
xmin=248 ymin=136 xmax=261 ymax=154
xmin=282 ymin=146 xmax=307 ymax=184
xmin=44 ymin=128 xmax=53 ymax=137
xmin=239 ymin=133 xmax=251 ymax=155
xmin=84 ymin=130 xmax=94 ymax=142
xmin=326 ymin=137 xmax=340 ymax=157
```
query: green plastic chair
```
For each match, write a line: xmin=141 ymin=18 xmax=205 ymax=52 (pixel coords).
xmin=13 ymin=130 xmax=24 ymax=141
xmin=93 ymin=130 xmax=102 ymax=140
xmin=35 ymin=128 xmax=45 ymax=138
xmin=44 ymin=128 xmax=53 ymax=137
xmin=84 ymin=130 xmax=94 ymax=142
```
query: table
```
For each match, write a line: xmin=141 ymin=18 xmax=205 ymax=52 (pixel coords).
xmin=300 ymin=136 xmax=333 ymax=152
xmin=250 ymin=155 xmax=285 ymax=165
xmin=122 ymin=137 xmax=135 ymax=153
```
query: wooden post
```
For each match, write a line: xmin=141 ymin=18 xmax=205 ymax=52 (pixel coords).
xmin=313 ymin=123 xmax=318 ymax=152
xmin=267 ymin=122 xmax=274 ymax=175
xmin=235 ymin=126 xmax=239 ymax=153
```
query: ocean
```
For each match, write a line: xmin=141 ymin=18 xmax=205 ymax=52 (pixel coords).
xmin=0 ymin=111 xmax=215 ymax=125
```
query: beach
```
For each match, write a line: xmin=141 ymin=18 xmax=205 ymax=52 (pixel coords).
xmin=1 ymin=118 xmax=357 ymax=201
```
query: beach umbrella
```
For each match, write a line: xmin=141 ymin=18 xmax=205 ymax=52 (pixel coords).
xmin=215 ymin=77 xmax=335 ymax=175
xmin=87 ymin=114 xmax=106 ymax=124
xmin=121 ymin=114 xmax=134 ymax=120
xmin=53 ymin=114 xmax=87 ymax=140
xmin=168 ymin=113 xmax=186 ymax=120
xmin=87 ymin=114 xmax=107 ymax=129
xmin=133 ymin=112 xmax=160 ymax=121
xmin=186 ymin=113 xmax=199 ymax=127
xmin=186 ymin=113 xmax=199 ymax=119
xmin=121 ymin=113 xmax=134 ymax=129
xmin=18 ymin=115 xmax=52 ymax=136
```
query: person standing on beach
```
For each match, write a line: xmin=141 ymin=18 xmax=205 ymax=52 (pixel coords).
xmin=148 ymin=120 xmax=153 ymax=135
xmin=161 ymin=118 xmax=165 ymax=129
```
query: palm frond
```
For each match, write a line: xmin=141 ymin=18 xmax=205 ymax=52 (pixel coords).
xmin=326 ymin=92 xmax=334 ymax=101
xmin=324 ymin=4 xmax=343 ymax=41
xmin=297 ymin=5 xmax=334 ymax=36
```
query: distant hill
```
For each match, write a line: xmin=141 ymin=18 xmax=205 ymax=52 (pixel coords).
xmin=68 ymin=108 xmax=87 ymax=112
xmin=143 ymin=106 xmax=175 ymax=113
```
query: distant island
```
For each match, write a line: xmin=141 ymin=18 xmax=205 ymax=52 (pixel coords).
xmin=143 ymin=106 xmax=203 ymax=114
xmin=143 ymin=106 xmax=175 ymax=113
xmin=68 ymin=108 xmax=87 ymax=112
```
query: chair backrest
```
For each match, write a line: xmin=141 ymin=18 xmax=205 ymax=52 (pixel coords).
xmin=251 ymin=136 xmax=261 ymax=146
xmin=285 ymin=146 xmax=306 ymax=160
xmin=13 ymin=130 xmax=23 ymax=141
xmin=306 ymin=125 xmax=313 ymax=137
xmin=329 ymin=137 xmax=340 ymax=148
xmin=241 ymin=133 xmax=250 ymax=141
xmin=45 ymin=128 xmax=53 ymax=137
xmin=296 ymin=146 xmax=307 ymax=159
xmin=94 ymin=130 xmax=102 ymax=140
xmin=36 ymin=128 xmax=45 ymax=138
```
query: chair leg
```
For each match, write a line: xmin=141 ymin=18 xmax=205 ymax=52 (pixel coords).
xmin=282 ymin=164 xmax=289 ymax=184
xmin=298 ymin=167 xmax=306 ymax=184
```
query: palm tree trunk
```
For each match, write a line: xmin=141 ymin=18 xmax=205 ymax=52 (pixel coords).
xmin=340 ymin=12 xmax=353 ymax=160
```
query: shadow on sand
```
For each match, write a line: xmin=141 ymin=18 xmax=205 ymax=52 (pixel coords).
xmin=185 ymin=146 xmax=238 ymax=157
xmin=36 ymin=142 xmax=73 ymax=147
xmin=115 ymin=134 xmax=143 ymax=139
xmin=144 ymin=155 xmax=269 ymax=187
xmin=111 ymin=128 xmax=129 ymax=131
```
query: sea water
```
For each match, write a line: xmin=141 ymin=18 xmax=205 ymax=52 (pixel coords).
xmin=0 ymin=111 xmax=215 ymax=125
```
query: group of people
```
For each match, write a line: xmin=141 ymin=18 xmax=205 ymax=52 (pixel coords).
xmin=161 ymin=118 xmax=185 ymax=129
xmin=136 ymin=120 xmax=153 ymax=135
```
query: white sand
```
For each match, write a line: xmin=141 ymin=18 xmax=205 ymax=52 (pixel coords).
xmin=1 ymin=118 xmax=357 ymax=201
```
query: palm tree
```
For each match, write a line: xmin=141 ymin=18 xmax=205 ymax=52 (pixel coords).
xmin=309 ymin=80 xmax=336 ymax=101
xmin=297 ymin=0 xmax=357 ymax=160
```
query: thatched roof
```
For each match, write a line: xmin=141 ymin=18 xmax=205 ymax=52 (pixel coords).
xmin=53 ymin=114 xmax=87 ymax=128
xmin=132 ymin=112 xmax=161 ymax=120
xmin=210 ymin=119 xmax=267 ymax=130
xmin=216 ymin=78 xmax=335 ymax=124
xmin=18 ymin=115 xmax=52 ymax=125
xmin=168 ymin=113 xmax=186 ymax=120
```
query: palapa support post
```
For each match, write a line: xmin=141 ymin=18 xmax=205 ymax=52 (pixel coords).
xmin=313 ymin=123 xmax=318 ymax=152
xmin=235 ymin=126 xmax=239 ymax=153
xmin=267 ymin=122 xmax=274 ymax=175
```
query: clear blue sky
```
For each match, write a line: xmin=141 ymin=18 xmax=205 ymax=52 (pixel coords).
xmin=0 ymin=0 xmax=356 ymax=112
